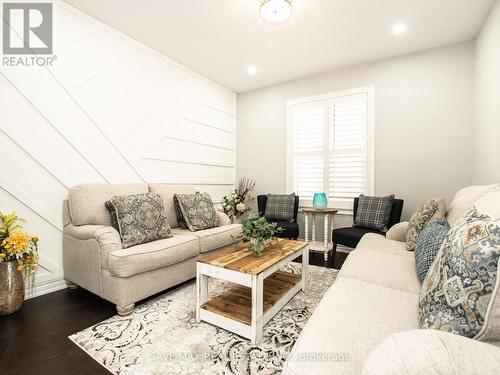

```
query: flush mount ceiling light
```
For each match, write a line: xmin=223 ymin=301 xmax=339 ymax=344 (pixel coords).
xmin=260 ymin=0 xmax=293 ymax=23
xmin=247 ymin=65 xmax=258 ymax=75
xmin=392 ymin=22 xmax=408 ymax=35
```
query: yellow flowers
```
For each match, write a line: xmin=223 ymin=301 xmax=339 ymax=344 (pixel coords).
xmin=2 ymin=231 xmax=30 ymax=254
xmin=0 ymin=211 xmax=39 ymax=295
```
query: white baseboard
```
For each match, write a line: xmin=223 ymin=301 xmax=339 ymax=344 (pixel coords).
xmin=25 ymin=277 xmax=67 ymax=299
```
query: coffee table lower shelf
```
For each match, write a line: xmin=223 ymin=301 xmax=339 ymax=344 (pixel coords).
xmin=200 ymin=270 xmax=301 ymax=326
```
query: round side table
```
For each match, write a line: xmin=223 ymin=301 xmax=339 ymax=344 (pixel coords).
xmin=303 ymin=208 xmax=338 ymax=261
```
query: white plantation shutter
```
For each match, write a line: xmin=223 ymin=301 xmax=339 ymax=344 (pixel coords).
xmin=288 ymin=88 xmax=374 ymax=209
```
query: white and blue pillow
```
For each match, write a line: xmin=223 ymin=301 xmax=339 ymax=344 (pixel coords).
xmin=414 ymin=218 xmax=450 ymax=282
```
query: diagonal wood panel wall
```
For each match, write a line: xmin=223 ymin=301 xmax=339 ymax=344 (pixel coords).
xmin=0 ymin=2 xmax=236 ymax=297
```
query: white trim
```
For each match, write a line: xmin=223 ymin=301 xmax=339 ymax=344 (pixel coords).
xmin=286 ymin=85 xmax=376 ymax=208
xmin=0 ymin=176 xmax=63 ymax=230
xmin=162 ymin=135 xmax=235 ymax=151
xmin=142 ymin=156 xmax=234 ymax=168
xmin=198 ymin=101 xmax=236 ymax=118
xmin=366 ymin=85 xmax=376 ymax=196
xmin=25 ymin=278 xmax=67 ymax=299
xmin=183 ymin=117 xmax=236 ymax=134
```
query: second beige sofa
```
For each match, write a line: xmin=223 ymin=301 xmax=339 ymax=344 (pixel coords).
xmin=283 ymin=184 xmax=500 ymax=375
xmin=63 ymin=183 xmax=242 ymax=316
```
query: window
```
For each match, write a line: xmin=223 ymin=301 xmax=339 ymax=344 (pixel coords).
xmin=286 ymin=86 xmax=374 ymax=211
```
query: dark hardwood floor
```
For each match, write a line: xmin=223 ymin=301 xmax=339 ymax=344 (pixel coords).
xmin=0 ymin=251 xmax=348 ymax=375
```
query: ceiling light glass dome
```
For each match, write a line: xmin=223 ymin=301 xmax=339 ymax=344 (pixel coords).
xmin=260 ymin=0 xmax=292 ymax=23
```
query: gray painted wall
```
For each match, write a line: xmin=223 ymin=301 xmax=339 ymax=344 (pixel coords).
xmin=237 ymin=43 xmax=475 ymax=228
xmin=474 ymin=0 xmax=500 ymax=184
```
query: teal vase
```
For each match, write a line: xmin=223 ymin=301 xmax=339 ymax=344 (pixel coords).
xmin=313 ymin=192 xmax=328 ymax=209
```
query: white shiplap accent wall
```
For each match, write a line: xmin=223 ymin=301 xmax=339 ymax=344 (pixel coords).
xmin=0 ymin=1 xmax=236 ymax=297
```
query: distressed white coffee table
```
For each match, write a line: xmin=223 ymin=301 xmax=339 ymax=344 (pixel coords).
xmin=196 ymin=239 xmax=309 ymax=344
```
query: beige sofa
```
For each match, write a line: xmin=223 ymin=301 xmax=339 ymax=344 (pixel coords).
xmin=63 ymin=183 xmax=242 ymax=316
xmin=284 ymin=185 xmax=500 ymax=375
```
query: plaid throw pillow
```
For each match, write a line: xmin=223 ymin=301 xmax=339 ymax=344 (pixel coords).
xmin=353 ymin=194 xmax=394 ymax=232
xmin=265 ymin=193 xmax=295 ymax=222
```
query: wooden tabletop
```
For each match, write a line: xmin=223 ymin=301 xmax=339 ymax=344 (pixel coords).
xmin=198 ymin=239 xmax=308 ymax=275
xmin=302 ymin=207 xmax=338 ymax=214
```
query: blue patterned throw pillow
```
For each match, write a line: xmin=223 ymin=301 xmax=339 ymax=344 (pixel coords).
xmin=105 ymin=193 xmax=173 ymax=249
xmin=414 ymin=218 xmax=450 ymax=282
xmin=419 ymin=207 xmax=500 ymax=339
xmin=174 ymin=192 xmax=220 ymax=232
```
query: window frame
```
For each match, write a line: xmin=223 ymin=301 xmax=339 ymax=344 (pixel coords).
xmin=286 ymin=85 xmax=376 ymax=212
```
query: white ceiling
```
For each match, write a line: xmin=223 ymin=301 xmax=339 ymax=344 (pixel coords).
xmin=63 ymin=0 xmax=495 ymax=93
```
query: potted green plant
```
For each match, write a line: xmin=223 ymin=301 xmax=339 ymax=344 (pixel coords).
xmin=0 ymin=211 xmax=39 ymax=315
xmin=240 ymin=215 xmax=282 ymax=257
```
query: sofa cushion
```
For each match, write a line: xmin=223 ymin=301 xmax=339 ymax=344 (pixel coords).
xmin=385 ymin=221 xmax=409 ymax=242
xmin=217 ymin=211 xmax=232 ymax=225
xmin=107 ymin=234 xmax=199 ymax=277
xmin=333 ymin=227 xmax=383 ymax=249
xmin=414 ymin=218 xmax=450 ymax=283
xmin=105 ymin=193 xmax=173 ymax=249
xmin=148 ymin=184 xmax=196 ymax=229
xmin=362 ymin=329 xmax=500 ymax=375
xmin=69 ymin=183 xmax=149 ymax=226
xmin=419 ymin=206 xmax=500 ymax=341
xmin=283 ymin=277 xmax=419 ymax=375
xmin=447 ymin=184 xmax=499 ymax=226
xmin=171 ymin=224 xmax=242 ymax=253
xmin=406 ymin=197 xmax=446 ymax=251
xmin=340 ymin=249 xmax=420 ymax=294
xmin=356 ymin=233 xmax=413 ymax=259
xmin=353 ymin=194 xmax=394 ymax=232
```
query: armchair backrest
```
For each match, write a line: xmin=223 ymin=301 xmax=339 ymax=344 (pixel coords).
xmin=257 ymin=194 xmax=300 ymax=222
xmin=353 ymin=197 xmax=404 ymax=229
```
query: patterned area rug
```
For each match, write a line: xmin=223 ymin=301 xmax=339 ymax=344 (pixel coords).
xmin=69 ymin=263 xmax=338 ymax=375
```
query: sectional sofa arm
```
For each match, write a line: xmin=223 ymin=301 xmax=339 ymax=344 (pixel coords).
xmin=385 ymin=221 xmax=408 ymax=242
xmin=216 ymin=211 xmax=232 ymax=225
xmin=63 ymin=224 xmax=122 ymax=295
xmin=63 ymin=224 xmax=121 ymax=247
xmin=362 ymin=329 xmax=500 ymax=375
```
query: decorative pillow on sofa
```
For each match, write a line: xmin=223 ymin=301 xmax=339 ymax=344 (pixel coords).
xmin=265 ymin=193 xmax=295 ymax=222
xmin=406 ymin=197 xmax=446 ymax=251
xmin=414 ymin=218 xmax=450 ymax=283
xmin=174 ymin=192 xmax=220 ymax=231
xmin=419 ymin=207 xmax=500 ymax=340
xmin=173 ymin=195 xmax=188 ymax=230
xmin=105 ymin=193 xmax=172 ymax=249
xmin=353 ymin=194 xmax=394 ymax=232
